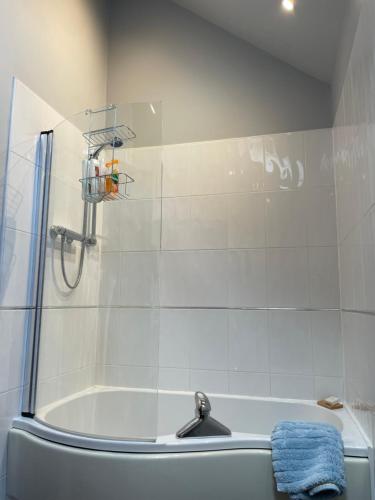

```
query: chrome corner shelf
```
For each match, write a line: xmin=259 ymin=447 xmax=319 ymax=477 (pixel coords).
xmin=79 ymin=172 xmax=135 ymax=203
xmin=83 ymin=124 xmax=136 ymax=149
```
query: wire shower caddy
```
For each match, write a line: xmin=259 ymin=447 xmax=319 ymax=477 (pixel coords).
xmin=80 ymin=104 xmax=136 ymax=203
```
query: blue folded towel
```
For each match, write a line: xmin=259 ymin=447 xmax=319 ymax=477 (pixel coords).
xmin=271 ymin=421 xmax=346 ymax=499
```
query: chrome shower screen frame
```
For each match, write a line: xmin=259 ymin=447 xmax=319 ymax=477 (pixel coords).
xmin=22 ymin=130 xmax=54 ymax=416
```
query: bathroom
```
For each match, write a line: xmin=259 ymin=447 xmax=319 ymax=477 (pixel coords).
xmin=0 ymin=0 xmax=374 ymax=498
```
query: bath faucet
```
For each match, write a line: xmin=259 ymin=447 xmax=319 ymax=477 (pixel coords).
xmin=176 ymin=391 xmax=231 ymax=438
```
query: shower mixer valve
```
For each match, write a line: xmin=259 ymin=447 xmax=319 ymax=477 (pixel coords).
xmin=176 ymin=391 xmax=231 ymax=438
xmin=50 ymin=225 xmax=97 ymax=246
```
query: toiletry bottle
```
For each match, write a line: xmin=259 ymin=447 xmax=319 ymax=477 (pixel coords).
xmin=105 ymin=159 xmax=120 ymax=194
xmin=112 ymin=159 xmax=119 ymax=193
xmin=99 ymin=158 xmax=106 ymax=194
xmin=105 ymin=160 xmax=113 ymax=193
xmin=89 ymin=158 xmax=99 ymax=197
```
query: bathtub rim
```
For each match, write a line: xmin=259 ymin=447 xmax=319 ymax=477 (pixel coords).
xmin=12 ymin=387 xmax=371 ymax=458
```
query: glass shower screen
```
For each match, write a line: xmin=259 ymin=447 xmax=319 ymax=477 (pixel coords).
xmin=34 ymin=102 xmax=163 ymax=441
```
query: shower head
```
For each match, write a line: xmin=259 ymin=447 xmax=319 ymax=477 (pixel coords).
xmin=90 ymin=136 xmax=124 ymax=159
xmin=111 ymin=137 xmax=124 ymax=148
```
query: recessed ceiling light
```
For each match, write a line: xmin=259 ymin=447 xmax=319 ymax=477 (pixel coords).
xmin=282 ymin=0 xmax=295 ymax=12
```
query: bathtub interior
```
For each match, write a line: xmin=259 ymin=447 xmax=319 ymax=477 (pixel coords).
xmin=34 ymin=385 xmax=368 ymax=456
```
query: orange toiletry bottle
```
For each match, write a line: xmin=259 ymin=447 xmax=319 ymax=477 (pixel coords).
xmin=105 ymin=159 xmax=119 ymax=193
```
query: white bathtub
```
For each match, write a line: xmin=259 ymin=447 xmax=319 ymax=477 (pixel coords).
xmin=8 ymin=386 xmax=373 ymax=500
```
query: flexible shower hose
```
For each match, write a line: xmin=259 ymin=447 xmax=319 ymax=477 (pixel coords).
xmin=60 ymin=235 xmax=86 ymax=289
xmin=59 ymin=201 xmax=88 ymax=290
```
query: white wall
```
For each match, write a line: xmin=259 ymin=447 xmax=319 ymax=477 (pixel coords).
xmin=0 ymin=0 xmax=108 ymax=252
xmin=332 ymin=0 xmax=363 ymax=112
xmin=0 ymin=0 xmax=108 ymax=490
xmin=107 ymin=0 xmax=333 ymax=145
xmin=97 ymin=129 xmax=342 ymax=404
xmin=333 ymin=0 xmax=375 ymax=446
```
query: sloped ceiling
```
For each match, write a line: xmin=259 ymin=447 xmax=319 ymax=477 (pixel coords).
xmin=171 ymin=0 xmax=348 ymax=83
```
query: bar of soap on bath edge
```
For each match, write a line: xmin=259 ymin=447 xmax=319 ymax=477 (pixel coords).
xmin=317 ymin=396 xmax=343 ymax=410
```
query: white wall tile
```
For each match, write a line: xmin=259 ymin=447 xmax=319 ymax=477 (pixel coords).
xmin=60 ymin=310 xmax=84 ymax=374
xmin=189 ymin=140 xmax=229 ymax=196
xmin=161 ymin=197 xmax=191 ymax=250
xmin=100 ymin=365 xmax=158 ymax=389
xmin=162 ymin=143 xmax=192 ymax=197
xmin=227 ymin=193 xmax=265 ymax=249
xmin=38 ymin=308 xmax=97 ymax=386
xmin=264 ymin=132 xmax=305 ymax=191
xmin=122 ymin=251 xmax=159 ymax=307
xmin=265 ymin=191 xmax=307 ymax=247
xmin=224 ymin=137 xmax=265 ymax=194
xmin=307 ymin=187 xmax=337 ymax=246
xmin=98 ymin=308 xmax=159 ymax=367
xmin=160 ymin=309 xmax=228 ymax=371
xmin=159 ymin=309 xmax=190 ymax=368
xmin=163 ymin=137 xmax=265 ymax=198
xmin=111 ymin=199 xmax=161 ymax=252
xmin=342 ymin=311 xmax=375 ymax=437
xmin=38 ymin=309 xmax=63 ymax=381
xmin=228 ymin=250 xmax=266 ymax=307
xmin=99 ymin=252 xmax=122 ymax=306
xmin=268 ymin=311 xmax=313 ymax=375
xmin=360 ymin=206 xmax=375 ymax=311
xmin=266 ymin=248 xmax=309 ymax=307
xmin=314 ymin=376 xmax=344 ymax=400
xmin=228 ymin=310 xmax=268 ymax=373
xmin=51 ymin=117 xmax=87 ymax=185
xmin=123 ymin=146 xmax=162 ymax=200
xmin=0 ymin=310 xmax=26 ymax=393
xmin=162 ymin=195 xmax=228 ymax=250
xmin=3 ymin=153 xmax=39 ymax=234
xmin=0 ymin=228 xmax=35 ymax=307
xmin=188 ymin=195 xmax=228 ymax=249
xmin=339 ymin=226 xmax=365 ymax=310
xmin=308 ymin=246 xmax=340 ymax=308
xmin=190 ymin=370 xmax=229 ymax=394
xmin=158 ymin=368 xmax=189 ymax=391
xmin=311 ymin=311 xmax=342 ymax=377
xmin=188 ymin=310 xmax=228 ymax=371
xmin=43 ymin=241 xmax=100 ymax=309
xmin=270 ymin=374 xmax=315 ymax=399
xmin=304 ymin=129 xmax=334 ymax=188
xmin=160 ymin=251 xmax=228 ymax=307
xmin=60 ymin=310 xmax=92 ymax=374
xmin=229 ymin=372 xmax=270 ymax=397
xmin=100 ymin=203 xmax=125 ymax=252
xmin=48 ymin=176 xmax=84 ymax=236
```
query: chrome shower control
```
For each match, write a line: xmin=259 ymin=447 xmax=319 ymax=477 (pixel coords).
xmin=176 ymin=391 xmax=231 ymax=439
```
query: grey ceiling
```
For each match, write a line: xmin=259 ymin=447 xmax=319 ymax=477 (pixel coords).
xmin=171 ymin=0 xmax=348 ymax=83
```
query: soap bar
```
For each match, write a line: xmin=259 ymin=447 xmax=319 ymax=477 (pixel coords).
xmin=317 ymin=398 xmax=343 ymax=410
